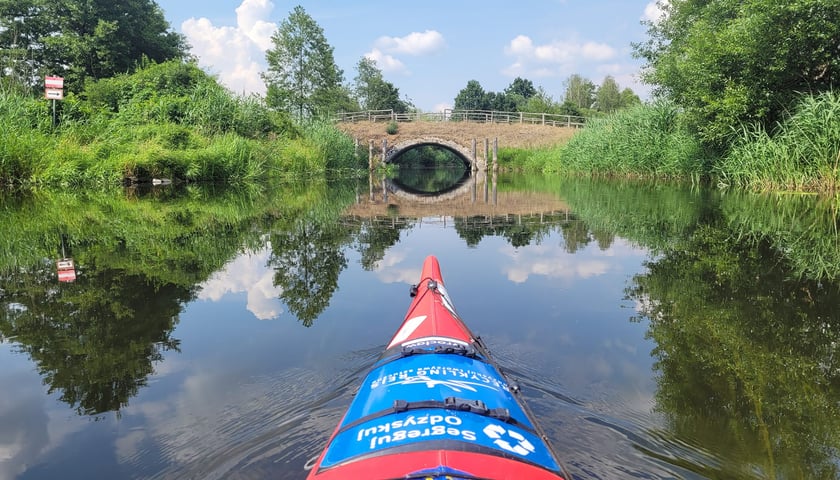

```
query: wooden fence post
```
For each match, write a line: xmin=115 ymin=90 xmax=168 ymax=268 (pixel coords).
xmin=493 ymin=138 xmax=498 ymax=172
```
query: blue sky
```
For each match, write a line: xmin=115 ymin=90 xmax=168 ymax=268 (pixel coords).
xmin=155 ymin=0 xmax=665 ymax=111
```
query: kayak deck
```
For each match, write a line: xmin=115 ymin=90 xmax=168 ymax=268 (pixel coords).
xmin=306 ymin=256 xmax=569 ymax=479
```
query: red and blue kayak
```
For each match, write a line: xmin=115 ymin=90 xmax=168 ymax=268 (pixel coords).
xmin=306 ymin=255 xmax=570 ymax=479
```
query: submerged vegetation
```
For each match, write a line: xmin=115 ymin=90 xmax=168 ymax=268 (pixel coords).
xmin=0 ymin=60 xmax=360 ymax=186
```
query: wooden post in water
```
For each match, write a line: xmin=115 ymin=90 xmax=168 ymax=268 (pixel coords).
xmin=493 ymin=138 xmax=498 ymax=172
xmin=369 ymin=140 xmax=374 ymax=170
xmin=472 ymin=139 xmax=477 ymax=171
xmin=484 ymin=139 xmax=489 ymax=171
xmin=382 ymin=139 xmax=387 ymax=166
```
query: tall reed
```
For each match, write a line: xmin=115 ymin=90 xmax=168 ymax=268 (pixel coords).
xmin=550 ymin=102 xmax=707 ymax=180
xmin=718 ymin=92 xmax=840 ymax=192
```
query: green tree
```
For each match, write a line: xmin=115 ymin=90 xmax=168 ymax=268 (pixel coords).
xmin=0 ymin=0 xmax=186 ymax=92
xmin=521 ymin=86 xmax=561 ymax=113
xmin=619 ymin=87 xmax=641 ymax=108
xmin=563 ymin=74 xmax=595 ymax=110
xmin=504 ymin=77 xmax=537 ymax=110
xmin=595 ymin=75 xmax=622 ymax=113
xmin=635 ymin=0 xmax=840 ymax=150
xmin=485 ymin=90 xmax=515 ymax=111
xmin=263 ymin=5 xmax=344 ymax=119
xmin=353 ymin=57 xmax=409 ymax=113
xmin=453 ymin=79 xmax=488 ymax=110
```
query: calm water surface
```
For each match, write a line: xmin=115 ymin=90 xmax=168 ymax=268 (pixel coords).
xmin=1 ymin=172 xmax=839 ymax=479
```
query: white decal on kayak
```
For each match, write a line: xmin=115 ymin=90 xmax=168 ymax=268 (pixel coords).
xmin=483 ymin=424 xmax=535 ymax=456
xmin=370 ymin=367 xmax=507 ymax=391
xmin=356 ymin=414 xmax=476 ymax=449
xmin=387 ymin=315 xmax=427 ymax=348
xmin=436 ymin=284 xmax=460 ymax=319
xmin=386 ymin=374 xmax=494 ymax=392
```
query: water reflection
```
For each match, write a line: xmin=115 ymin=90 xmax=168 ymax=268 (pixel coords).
xmin=0 ymin=178 xmax=839 ymax=478
xmin=387 ymin=167 xmax=471 ymax=196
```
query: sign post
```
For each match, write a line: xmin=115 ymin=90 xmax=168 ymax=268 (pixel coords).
xmin=44 ymin=76 xmax=64 ymax=127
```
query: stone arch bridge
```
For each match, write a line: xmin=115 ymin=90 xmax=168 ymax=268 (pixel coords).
xmin=337 ymin=115 xmax=579 ymax=171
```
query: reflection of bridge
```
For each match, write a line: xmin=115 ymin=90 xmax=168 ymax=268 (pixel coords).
xmin=345 ymin=171 xmax=571 ymax=218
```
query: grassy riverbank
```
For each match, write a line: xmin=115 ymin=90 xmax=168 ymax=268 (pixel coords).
xmin=500 ymin=94 xmax=840 ymax=193
xmin=0 ymin=60 xmax=360 ymax=186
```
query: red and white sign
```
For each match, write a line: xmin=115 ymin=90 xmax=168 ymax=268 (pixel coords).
xmin=56 ymin=258 xmax=76 ymax=283
xmin=45 ymin=76 xmax=64 ymax=89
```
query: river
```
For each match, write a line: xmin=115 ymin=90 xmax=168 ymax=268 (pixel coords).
xmin=1 ymin=170 xmax=839 ymax=479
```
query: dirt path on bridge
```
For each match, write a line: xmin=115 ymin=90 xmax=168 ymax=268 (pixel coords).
xmin=337 ymin=121 xmax=577 ymax=151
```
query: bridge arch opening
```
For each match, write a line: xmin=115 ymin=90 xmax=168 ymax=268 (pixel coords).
xmin=389 ymin=144 xmax=470 ymax=170
xmin=384 ymin=137 xmax=480 ymax=170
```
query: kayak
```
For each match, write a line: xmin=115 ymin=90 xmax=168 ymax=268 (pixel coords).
xmin=306 ymin=255 xmax=570 ymax=480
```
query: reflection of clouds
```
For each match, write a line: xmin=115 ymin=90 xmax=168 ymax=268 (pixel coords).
xmin=198 ymin=246 xmax=283 ymax=320
xmin=603 ymin=338 xmax=638 ymax=355
xmin=0 ymin=370 xmax=48 ymax=480
xmin=373 ymin=251 xmax=420 ymax=284
xmin=500 ymin=238 xmax=647 ymax=284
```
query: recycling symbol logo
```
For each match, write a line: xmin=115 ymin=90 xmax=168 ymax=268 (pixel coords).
xmin=482 ymin=424 xmax=536 ymax=456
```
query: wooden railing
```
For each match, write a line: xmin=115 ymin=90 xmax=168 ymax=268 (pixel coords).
xmin=333 ymin=109 xmax=585 ymax=128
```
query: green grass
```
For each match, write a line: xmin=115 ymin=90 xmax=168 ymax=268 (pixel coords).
xmin=494 ymin=102 xmax=708 ymax=181
xmin=0 ymin=60 xmax=361 ymax=187
xmin=551 ymin=102 xmax=707 ymax=179
xmin=717 ymin=91 xmax=840 ymax=192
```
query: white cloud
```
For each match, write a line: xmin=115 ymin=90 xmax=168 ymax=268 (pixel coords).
xmin=374 ymin=30 xmax=445 ymax=56
xmin=503 ymin=34 xmax=616 ymax=79
xmin=181 ymin=0 xmax=276 ymax=95
xmin=432 ymin=102 xmax=452 ymax=113
xmin=643 ymin=1 xmax=669 ymax=23
xmin=365 ymin=30 xmax=445 ymax=75
xmin=365 ymin=48 xmax=409 ymax=75
xmin=235 ymin=0 xmax=276 ymax=51
xmin=505 ymin=34 xmax=616 ymax=63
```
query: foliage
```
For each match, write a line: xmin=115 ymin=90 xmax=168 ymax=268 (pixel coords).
xmin=0 ymin=58 xmax=364 ymax=185
xmin=595 ymin=76 xmax=622 ymax=113
xmin=636 ymin=0 xmax=840 ymax=151
xmin=453 ymin=79 xmax=488 ymax=111
xmin=504 ymin=77 xmax=537 ymax=109
xmin=385 ymin=120 xmax=398 ymax=135
xmin=453 ymin=78 xmax=549 ymax=113
xmin=0 ymin=0 xmax=187 ymax=93
xmin=353 ymin=57 xmax=410 ymax=113
xmin=628 ymin=224 xmax=840 ymax=478
xmin=563 ymin=74 xmax=596 ymax=110
xmin=263 ymin=5 xmax=345 ymax=119
xmin=717 ymin=91 xmax=840 ymax=191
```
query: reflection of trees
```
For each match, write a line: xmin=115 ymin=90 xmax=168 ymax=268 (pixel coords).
xmin=0 ymin=265 xmax=187 ymax=416
xmin=267 ymin=218 xmax=351 ymax=327
xmin=453 ymin=213 xmax=579 ymax=249
xmin=627 ymin=225 xmax=840 ymax=478
xmin=353 ymin=219 xmax=409 ymax=270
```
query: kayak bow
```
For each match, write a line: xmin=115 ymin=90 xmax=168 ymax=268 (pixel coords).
xmin=306 ymin=255 xmax=569 ymax=480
